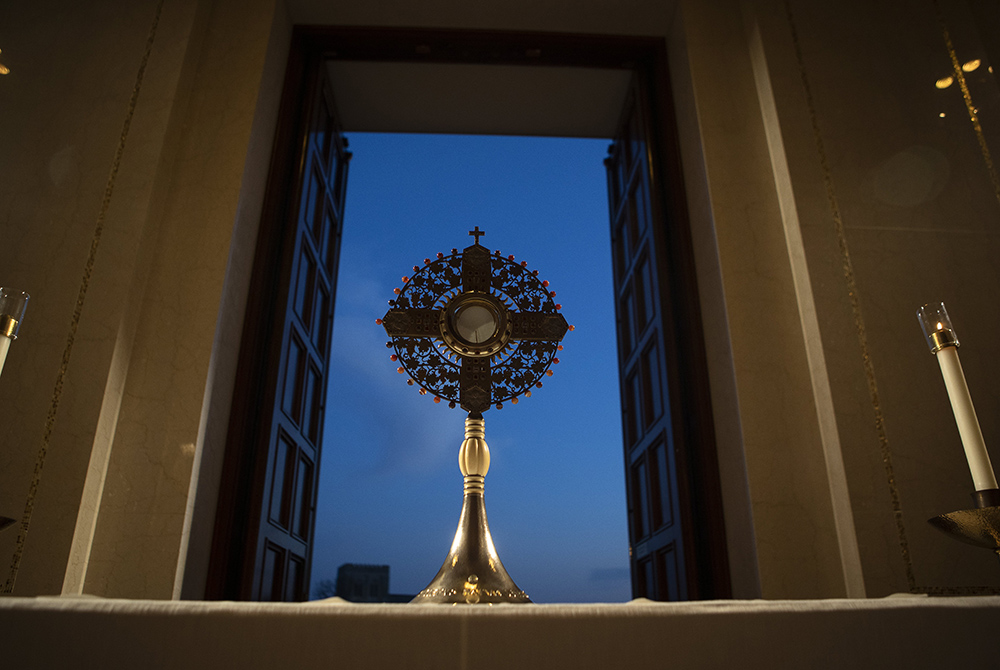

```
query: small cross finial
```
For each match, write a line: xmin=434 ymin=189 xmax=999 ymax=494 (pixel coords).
xmin=469 ymin=226 xmax=486 ymax=245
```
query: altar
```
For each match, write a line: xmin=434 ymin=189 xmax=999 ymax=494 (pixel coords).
xmin=3 ymin=595 xmax=999 ymax=669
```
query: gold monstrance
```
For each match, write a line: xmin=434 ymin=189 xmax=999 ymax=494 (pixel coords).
xmin=378 ymin=227 xmax=570 ymax=604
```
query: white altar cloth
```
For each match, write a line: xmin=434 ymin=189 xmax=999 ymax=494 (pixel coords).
xmin=2 ymin=595 xmax=998 ymax=669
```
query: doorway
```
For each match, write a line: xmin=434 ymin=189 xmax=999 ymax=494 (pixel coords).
xmin=207 ymin=28 xmax=729 ymax=602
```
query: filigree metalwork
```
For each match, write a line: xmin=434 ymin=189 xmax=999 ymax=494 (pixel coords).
xmin=381 ymin=228 xmax=569 ymax=413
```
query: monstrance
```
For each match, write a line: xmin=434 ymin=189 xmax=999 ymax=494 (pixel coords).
xmin=378 ymin=227 xmax=570 ymax=604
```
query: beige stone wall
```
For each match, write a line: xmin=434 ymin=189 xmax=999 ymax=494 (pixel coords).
xmin=669 ymin=0 xmax=1000 ymax=597
xmin=0 ymin=0 xmax=284 ymax=598
xmin=671 ymin=0 xmax=860 ymax=599
xmin=746 ymin=0 xmax=1000 ymax=595
xmin=0 ymin=0 xmax=191 ymax=597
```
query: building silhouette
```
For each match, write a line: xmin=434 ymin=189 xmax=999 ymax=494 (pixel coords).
xmin=333 ymin=564 xmax=413 ymax=603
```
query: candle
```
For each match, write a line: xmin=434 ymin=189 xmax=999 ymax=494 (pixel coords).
xmin=917 ymin=302 xmax=998 ymax=491
xmin=0 ymin=288 xmax=28 ymax=380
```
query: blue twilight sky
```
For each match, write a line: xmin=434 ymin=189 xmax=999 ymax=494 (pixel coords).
xmin=311 ymin=132 xmax=630 ymax=603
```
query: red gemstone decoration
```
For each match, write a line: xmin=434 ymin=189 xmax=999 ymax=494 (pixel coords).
xmin=546 ymin=370 xmax=554 ymax=376
xmin=542 ymin=280 xmax=549 ymax=287
xmin=553 ymin=358 xmax=560 ymax=364
xmin=375 ymin=318 xmax=383 ymax=325
xmin=397 ymin=367 xmax=404 ymax=374
xmin=390 ymin=354 xmax=398 ymax=361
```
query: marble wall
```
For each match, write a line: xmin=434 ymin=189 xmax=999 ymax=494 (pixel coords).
xmin=79 ymin=0 xmax=288 ymax=599
xmin=748 ymin=0 xmax=1000 ymax=595
xmin=672 ymin=0 xmax=860 ymax=598
xmin=0 ymin=0 xmax=283 ymax=598
xmin=671 ymin=0 xmax=1000 ymax=597
xmin=0 ymin=0 xmax=190 ymax=596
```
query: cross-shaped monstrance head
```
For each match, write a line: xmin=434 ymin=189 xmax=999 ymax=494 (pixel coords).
xmin=380 ymin=231 xmax=571 ymax=413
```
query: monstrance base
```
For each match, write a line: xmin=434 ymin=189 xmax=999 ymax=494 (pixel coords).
xmin=412 ymin=478 xmax=531 ymax=605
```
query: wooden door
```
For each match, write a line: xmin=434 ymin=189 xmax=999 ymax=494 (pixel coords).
xmin=208 ymin=58 xmax=349 ymax=601
xmin=252 ymin=80 xmax=349 ymax=601
xmin=606 ymin=78 xmax=687 ymax=601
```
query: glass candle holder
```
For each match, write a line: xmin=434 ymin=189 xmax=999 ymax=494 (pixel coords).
xmin=917 ymin=302 xmax=957 ymax=353
xmin=0 ymin=288 xmax=29 ymax=339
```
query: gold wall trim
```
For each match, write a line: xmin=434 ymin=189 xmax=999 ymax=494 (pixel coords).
xmin=783 ymin=0 xmax=917 ymax=591
xmin=915 ymin=584 xmax=1000 ymax=596
xmin=934 ymin=0 xmax=1000 ymax=208
xmin=2 ymin=0 xmax=165 ymax=594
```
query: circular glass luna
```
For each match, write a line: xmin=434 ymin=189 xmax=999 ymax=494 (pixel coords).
xmin=439 ymin=293 xmax=511 ymax=357
xmin=453 ymin=304 xmax=497 ymax=344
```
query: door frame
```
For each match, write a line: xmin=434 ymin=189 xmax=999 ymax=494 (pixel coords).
xmin=206 ymin=26 xmax=730 ymax=601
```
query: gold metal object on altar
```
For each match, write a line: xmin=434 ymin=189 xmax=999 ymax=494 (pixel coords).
xmin=412 ymin=415 xmax=531 ymax=604
xmin=929 ymin=505 xmax=1000 ymax=564
xmin=382 ymin=229 xmax=569 ymax=603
